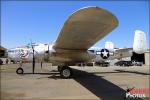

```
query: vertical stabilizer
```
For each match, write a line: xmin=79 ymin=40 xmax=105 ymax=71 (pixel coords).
xmin=105 ymin=41 xmax=114 ymax=52
xmin=133 ymin=30 xmax=147 ymax=54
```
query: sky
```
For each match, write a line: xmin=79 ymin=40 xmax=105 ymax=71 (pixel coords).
xmin=1 ymin=0 xmax=149 ymax=49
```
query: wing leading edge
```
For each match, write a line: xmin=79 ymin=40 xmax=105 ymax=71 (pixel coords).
xmin=54 ymin=6 xmax=118 ymax=51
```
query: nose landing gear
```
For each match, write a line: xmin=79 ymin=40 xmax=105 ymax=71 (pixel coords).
xmin=16 ymin=61 xmax=24 ymax=75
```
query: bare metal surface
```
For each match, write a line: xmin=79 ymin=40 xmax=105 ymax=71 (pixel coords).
xmin=54 ymin=7 xmax=118 ymax=50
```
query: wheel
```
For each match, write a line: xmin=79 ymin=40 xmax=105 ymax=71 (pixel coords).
xmin=60 ymin=66 xmax=72 ymax=79
xmin=16 ymin=67 xmax=24 ymax=74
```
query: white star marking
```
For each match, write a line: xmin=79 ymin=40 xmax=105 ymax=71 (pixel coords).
xmin=102 ymin=50 xmax=108 ymax=57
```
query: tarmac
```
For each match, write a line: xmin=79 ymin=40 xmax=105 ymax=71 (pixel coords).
xmin=1 ymin=63 xmax=149 ymax=100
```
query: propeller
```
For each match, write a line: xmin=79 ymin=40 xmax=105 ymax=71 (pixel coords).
xmin=30 ymin=40 xmax=35 ymax=74
xmin=41 ymin=43 xmax=49 ymax=69
xmin=47 ymin=44 xmax=50 ymax=54
xmin=45 ymin=44 xmax=50 ymax=60
xmin=32 ymin=45 xmax=35 ymax=74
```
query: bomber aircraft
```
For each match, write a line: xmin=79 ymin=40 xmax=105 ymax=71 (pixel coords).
xmin=7 ymin=6 xmax=146 ymax=78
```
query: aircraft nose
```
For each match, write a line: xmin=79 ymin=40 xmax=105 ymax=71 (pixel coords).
xmin=8 ymin=52 xmax=12 ymax=58
xmin=7 ymin=52 xmax=15 ymax=59
xmin=7 ymin=51 xmax=10 ymax=57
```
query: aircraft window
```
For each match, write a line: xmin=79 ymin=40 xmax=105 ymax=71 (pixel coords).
xmin=88 ymin=50 xmax=95 ymax=53
xmin=96 ymin=51 xmax=101 ymax=55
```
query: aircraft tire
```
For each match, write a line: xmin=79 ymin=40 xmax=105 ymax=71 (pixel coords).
xmin=16 ymin=67 xmax=24 ymax=75
xmin=60 ymin=66 xmax=72 ymax=79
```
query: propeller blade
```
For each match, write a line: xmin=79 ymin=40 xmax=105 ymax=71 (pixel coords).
xmin=32 ymin=44 xmax=35 ymax=74
xmin=48 ymin=44 xmax=49 ymax=53
xmin=32 ymin=57 xmax=35 ymax=74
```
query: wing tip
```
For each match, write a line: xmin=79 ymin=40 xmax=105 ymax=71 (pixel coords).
xmin=75 ymin=6 xmax=119 ymax=26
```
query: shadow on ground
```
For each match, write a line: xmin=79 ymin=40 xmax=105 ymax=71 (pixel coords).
xmin=72 ymin=68 xmax=127 ymax=100
xmin=47 ymin=69 xmax=127 ymax=100
xmin=23 ymin=68 xmax=144 ymax=100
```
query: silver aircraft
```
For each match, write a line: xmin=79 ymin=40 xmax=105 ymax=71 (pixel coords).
xmin=7 ymin=6 xmax=145 ymax=78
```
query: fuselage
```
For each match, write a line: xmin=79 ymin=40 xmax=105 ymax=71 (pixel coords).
xmin=7 ymin=43 xmax=95 ymax=65
xmin=7 ymin=43 xmax=134 ymax=65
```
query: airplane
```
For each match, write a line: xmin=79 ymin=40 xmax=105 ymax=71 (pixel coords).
xmin=6 ymin=6 xmax=146 ymax=78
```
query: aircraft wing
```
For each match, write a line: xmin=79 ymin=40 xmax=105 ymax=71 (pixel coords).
xmin=114 ymin=48 xmax=133 ymax=59
xmin=54 ymin=7 xmax=118 ymax=51
xmin=115 ymin=48 xmax=133 ymax=52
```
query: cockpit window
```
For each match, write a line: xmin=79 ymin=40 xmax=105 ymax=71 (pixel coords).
xmin=8 ymin=50 xmax=20 ymax=53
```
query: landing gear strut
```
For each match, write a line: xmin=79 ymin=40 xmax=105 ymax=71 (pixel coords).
xmin=16 ymin=61 xmax=24 ymax=75
xmin=58 ymin=66 xmax=72 ymax=79
xmin=57 ymin=66 xmax=62 ymax=72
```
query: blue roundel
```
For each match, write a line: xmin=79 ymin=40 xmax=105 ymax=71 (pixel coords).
xmin=100 ymin=49 xmax=109 ymax=59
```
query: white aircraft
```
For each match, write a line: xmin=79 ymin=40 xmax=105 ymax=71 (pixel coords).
xmin=7 ymin=7 xmax=146 ymax=78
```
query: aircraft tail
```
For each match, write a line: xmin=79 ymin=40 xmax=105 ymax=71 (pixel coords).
xmin=105 ymin=41 xmax=114 ymax=52
xmin=133 ymin=30 xmax=147 ymax=54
